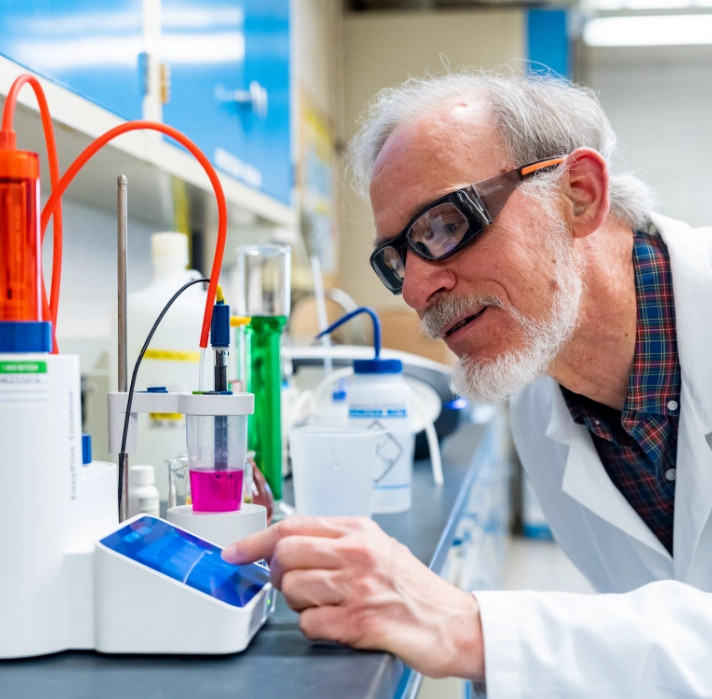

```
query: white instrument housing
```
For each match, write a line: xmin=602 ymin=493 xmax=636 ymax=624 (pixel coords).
xmin=95 ymin=515 xmax=275 ymax=654
xmin=0 ymin=353 xmax=271 ymax=659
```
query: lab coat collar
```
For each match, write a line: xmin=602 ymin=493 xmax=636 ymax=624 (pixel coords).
xmin=545 ymin=214 xmax=712 ymax=569
xmin=545 ymin=383 xmax=670 ymax=558
xmin=652 ymin=213 xmax=712 ymax=434
xmin=652 ymin=213 xmax=712 ymax=577
xmin=672 ymin=381 xmax=712 ymax=579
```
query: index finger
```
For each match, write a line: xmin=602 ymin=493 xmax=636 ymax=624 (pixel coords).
xmin=221 ymin=516 xmax=345 ymax=565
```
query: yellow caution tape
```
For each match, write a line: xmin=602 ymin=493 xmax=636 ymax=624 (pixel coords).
xmin=143 ymin=349 xmax=201 ymax=362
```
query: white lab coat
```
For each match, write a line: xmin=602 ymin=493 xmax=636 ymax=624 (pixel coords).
xmin=475 ymin=214 xmax=712 ymax=699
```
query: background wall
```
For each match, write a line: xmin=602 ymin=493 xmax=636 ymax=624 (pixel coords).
xmin=43 ymin=198 xmax=157 ymax=372
xmin=582 ymin=43 xmax=712 ymax=228
xmin=338 ymin=9 xmax=526 ymax=312
xmin=290 ymin=0 xmax=345 ymax=289
xmin=292 ymin=0 xmax=344 ymax=138
xmin=40 ymin=0 xmax=348 ymax=374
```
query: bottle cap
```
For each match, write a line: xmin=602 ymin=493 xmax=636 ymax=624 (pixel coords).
xmin=130 ymin=464 xmax=155 ymax=485
xmin=332 ymin=377 xmax=348 ymax=400
xmin=0 ymin=321 xmax=53 ymax=353
xmin=353 ymin=358 xmax=403 ymax=374
xmin=151 ymin=232 xmax=189 ymax=267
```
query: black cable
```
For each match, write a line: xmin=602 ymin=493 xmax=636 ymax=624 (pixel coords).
xmin=118 ymin=277 xmax=210 ymax=514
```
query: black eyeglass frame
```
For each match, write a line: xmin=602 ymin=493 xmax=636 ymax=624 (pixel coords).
xmin=369 ymin=156 xmax=566 ymax=294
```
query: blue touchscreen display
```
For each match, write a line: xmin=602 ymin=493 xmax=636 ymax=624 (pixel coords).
xmin=100 ymin=516 xmax=269 ymax=608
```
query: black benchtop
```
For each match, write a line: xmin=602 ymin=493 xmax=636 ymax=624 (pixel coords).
xmin=0 ymin=424 xmax=487 ymax=699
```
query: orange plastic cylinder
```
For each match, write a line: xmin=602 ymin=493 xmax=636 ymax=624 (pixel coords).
xmin=0 ymin=150 xmax=41 ymax=321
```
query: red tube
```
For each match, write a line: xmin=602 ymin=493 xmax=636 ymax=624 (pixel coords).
xmin=40 ymin=121 xmax=227 ymax=349
xmin=3 ymin=73 xmax=227 ymax=351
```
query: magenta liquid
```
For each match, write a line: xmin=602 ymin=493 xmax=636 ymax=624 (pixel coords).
xmin=189 ymin=468 xmax=244 ymax=512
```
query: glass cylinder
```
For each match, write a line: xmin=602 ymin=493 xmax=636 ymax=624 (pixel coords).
xmin=236 ymin=244 xmax=291 ymax=503
xmin=186 ymin=414 xmax=248 ymax=512
xmin=236 ymin=244 xmax=291 ymax=317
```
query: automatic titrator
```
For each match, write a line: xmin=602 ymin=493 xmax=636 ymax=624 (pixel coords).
xmin=0 ymin=74 xmax=274 ymax=659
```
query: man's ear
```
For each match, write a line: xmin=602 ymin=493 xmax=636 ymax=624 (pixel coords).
xmin=562 ymin=148 xmax=610 ymax=238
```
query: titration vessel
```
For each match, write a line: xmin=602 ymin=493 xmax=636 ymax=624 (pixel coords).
xmin=236 ymin=244 xmax=291 ymax=501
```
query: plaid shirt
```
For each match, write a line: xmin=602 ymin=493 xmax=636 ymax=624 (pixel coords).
xmin=561 ymin=227 xmax=681 ymax=554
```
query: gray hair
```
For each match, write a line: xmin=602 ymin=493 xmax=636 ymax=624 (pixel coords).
xmin=348 ymin=71 xmax=654 ymax=230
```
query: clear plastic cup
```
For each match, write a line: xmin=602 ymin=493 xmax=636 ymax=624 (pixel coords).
xmin=288 ymin=426 xmax=383 ymax=517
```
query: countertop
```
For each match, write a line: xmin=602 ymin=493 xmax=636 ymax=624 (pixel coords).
xmin=0 ymin=424 xmax=488 ymax=699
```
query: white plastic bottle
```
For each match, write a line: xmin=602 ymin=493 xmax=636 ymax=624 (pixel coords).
xmin=128 ymin=465 xmax=160 ymax=518
xmin=109 ymin=232 xmax=209 ymax=499
xmin=348 ymin=358 xmax=414 ymax=513
xmin=319 ymin=379 xmax=349 ymax=428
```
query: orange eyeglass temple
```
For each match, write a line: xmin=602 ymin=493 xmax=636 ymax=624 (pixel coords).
xmin=519 ymin=157 xmax=565 ymax=178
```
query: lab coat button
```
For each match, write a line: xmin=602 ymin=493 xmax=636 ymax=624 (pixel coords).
xmin=665 ymin=468 xmax=677 ymax=482
xmin=667 ymin=400 xmax=678 ymax=411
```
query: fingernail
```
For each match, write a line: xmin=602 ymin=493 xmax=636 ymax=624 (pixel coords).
xmin=222 ymin=544 xmax=238 ymax=561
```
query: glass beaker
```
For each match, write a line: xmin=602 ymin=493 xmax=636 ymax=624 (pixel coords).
xmin=186 ymin=413 xmax=248 ymax=512
xmin=243 ymin=449 xmax=275 ymax=524
xmin=236 ymin=244 xmax=291 ymax=502
xmin=166 ymin=454 xmax=191 ymax=509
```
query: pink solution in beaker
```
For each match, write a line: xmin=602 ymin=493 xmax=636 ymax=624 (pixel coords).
xmin=189 ymin=468 xmax=244 ymax=512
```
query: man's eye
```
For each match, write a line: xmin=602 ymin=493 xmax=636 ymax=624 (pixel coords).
xmin=445 ymin=223 xmax=459 ymax=235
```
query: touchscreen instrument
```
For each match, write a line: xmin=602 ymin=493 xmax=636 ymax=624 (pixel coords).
xmin=100 ymin=516 xmax=269 ymax=608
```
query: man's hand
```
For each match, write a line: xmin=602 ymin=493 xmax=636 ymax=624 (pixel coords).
xmin=222 ymin=516 xmax=485 ymax=682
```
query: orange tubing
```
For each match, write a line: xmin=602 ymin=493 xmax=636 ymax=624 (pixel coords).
xmin=2 ymin=75 xmax=63 ymax=351
xmin=40 ymin=121 xmax=227 ymax=349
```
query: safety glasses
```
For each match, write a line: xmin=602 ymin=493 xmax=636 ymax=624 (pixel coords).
xmin=370 ymin=156 xmax=565 ymax=294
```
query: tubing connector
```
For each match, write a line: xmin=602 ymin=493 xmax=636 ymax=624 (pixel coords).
xmin=210 ymin=300 xmax=230 ymax=349
xmin=0 ymin=129 xmax=16 ymax=150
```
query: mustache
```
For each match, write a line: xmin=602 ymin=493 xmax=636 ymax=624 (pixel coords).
xmin=420 ymin=294 xmax=506 ymax=339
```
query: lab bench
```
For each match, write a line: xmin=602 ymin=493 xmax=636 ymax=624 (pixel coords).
xmin=0 ymin=421 xmax=508 ymax=699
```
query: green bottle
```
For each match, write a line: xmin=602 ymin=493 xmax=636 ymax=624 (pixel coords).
xmin=236 ymin=243 xmax=291 ymax=505
xmin=245 ymin=315 xmax=288 ymax=500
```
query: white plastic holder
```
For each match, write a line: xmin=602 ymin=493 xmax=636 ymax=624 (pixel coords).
xmin=108 ymin=391 xmax=254 ymax=454
xmin=167 ymin=503 xmax=267 ymax=548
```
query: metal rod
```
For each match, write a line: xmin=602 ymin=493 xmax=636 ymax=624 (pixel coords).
xmin=117 ymin=175 xmax=129 ymax=522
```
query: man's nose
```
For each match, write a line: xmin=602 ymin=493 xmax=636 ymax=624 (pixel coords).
xmin=401 ymin=252 xmax=456 ymax=311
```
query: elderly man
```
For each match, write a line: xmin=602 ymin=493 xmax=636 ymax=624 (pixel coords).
xmin=223 ymin=74 xmax=712 ymax=697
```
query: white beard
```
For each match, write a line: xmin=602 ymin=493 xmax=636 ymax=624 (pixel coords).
xmin=422 ymin=213 xmax=584 ymax=405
